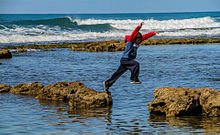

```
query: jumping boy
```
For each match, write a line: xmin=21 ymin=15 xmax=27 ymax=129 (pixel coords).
xmin=103 ymin=22 xmax=158 ymax=92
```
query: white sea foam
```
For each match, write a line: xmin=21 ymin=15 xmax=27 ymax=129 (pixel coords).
xmin=0 ymin=30 xmax=126 ymax=43
xmin=0 ymin=17 xmax=220 ymax=44
xmin=159 ymin=28 xmax=220 ymax=37
xmin=75 ymin=17 xmax=220 ymax=30
xmin=9 ymin=49 xmax=40 ymax=52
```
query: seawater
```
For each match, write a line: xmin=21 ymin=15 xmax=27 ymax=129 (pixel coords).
xmin=0 ymin=44 xmax=219 ymax=134
xmin=0 ymin=12 xmax=220 ymax=45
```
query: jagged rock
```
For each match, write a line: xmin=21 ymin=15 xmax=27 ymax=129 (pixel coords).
xmin=148 ymin=87 xmax=220 ymax=117
xmin=68 ymin=84 xmax=112 ymax=109
xmin=0 ymin=84 xmax=11 ymax=93
xmin=199 ymin=89 xmax=220 ymax=116
xmin=0 ymin=49 xmax=12 ymax=59
xmin=36 ymin=81 xmax=112 ymax=109
xmin=36 ymin=81 xmax=77 ymax=101
xmin=10 ymin=82 xmax=44 ymax=95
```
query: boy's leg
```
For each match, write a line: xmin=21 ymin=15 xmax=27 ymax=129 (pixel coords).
xmin=105 ymin=64 xmax=127 ymax=88
xmin=125 ymin=59 xmax=140 ymax=82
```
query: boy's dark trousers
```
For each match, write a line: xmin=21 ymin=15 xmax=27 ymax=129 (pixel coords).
xmin=105 ymin=58 xmax=139 ymax=88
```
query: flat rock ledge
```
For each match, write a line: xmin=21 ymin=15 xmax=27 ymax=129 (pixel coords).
xmin=4 ymin=38 xmax=220 ymax=52
xmin=1 ymin=81 xmax=112 ymax=109
xmin=0 ymin=49 xmax=12 ymax=59
xmin=148 ymin=87 xmax=220 ymax=117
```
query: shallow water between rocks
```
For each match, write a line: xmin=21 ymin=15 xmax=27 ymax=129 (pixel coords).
xmin=0 ymin=44 xmax=220 ymax=134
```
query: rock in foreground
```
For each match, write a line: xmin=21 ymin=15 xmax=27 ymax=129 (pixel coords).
xmin=148 ymin=87 xmax=220 ymax=117
xmin=1 ymin=81 xmax=112 ymax=109
xmin=0 ymin=49 xmax=12 ymax=59
xmin=36 ymin=81 xmax=112 ymax=109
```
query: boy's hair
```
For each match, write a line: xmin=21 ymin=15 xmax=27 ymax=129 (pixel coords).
xmin=135 ymin=32 xmax=142 ymax=39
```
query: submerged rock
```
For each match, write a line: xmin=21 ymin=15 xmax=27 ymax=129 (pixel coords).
xmin=36 ymin=81 xmax=112 ymax=109
xmin=148 ymin=87 xmax=220 ymax=117
xmin=0 ymin=84 xmax=11 ymax=93
xmin=0 ymin=49 xmax=12 ymax=59
xmin=10 ymin=82 xmax=44 ymax=95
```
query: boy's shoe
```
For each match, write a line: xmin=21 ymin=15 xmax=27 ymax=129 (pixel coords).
xmin=130 ymin=80 xmax=142 ymax=84
xmin=103 ymin=81 xmax=109 ymax=93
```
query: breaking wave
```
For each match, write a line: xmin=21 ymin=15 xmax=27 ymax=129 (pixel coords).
xmin=0 ymin=16 xmax=220 ymax=44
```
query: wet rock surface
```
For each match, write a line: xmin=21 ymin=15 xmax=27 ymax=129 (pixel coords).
xmin=1 ymin=81 xmax=112 ymax=109
xmin=0 ymin=49 xmax=12 ymax=59
xmin=10 ymin=82 xmax=44 ymax=95
xmin=69 ymin=40 xmax=125 ymax=52
xmin=148 ymin=87 xmax=220 ymax=117
xmin=36 ymin=81 xmax=112 ymax=109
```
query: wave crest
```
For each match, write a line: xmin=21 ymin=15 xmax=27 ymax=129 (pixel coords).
xmin=10 ymin=16 xmax=114 ymax=32
xmin=0 ymin=16 xmax=220 ymax=44
xmin=73 ymin=16 xmax=220 ymax=31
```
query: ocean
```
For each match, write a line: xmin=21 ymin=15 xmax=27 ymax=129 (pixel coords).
xmin=0 ymin=12 xmax=220 ymax=134
xmin=0 ymin=12 xmax=220 ymax=45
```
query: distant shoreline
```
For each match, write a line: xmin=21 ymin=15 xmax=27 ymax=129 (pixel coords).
xmin=3 ymin=38 xmax=220 ymax=52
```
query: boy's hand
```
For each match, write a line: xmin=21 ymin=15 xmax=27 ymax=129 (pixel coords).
xmin=140 ymin=22 xmax=144 ymax=27
xmin=155 ymin=31 xmax=159 ymax=34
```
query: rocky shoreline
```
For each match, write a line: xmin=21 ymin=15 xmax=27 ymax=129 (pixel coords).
xmin=0 ymin=81 xmax=112 ymax=109
xmin=1 ymin=82 xmax=219 ymax=117
xmin=2 ymin=38 xmax=220 ymax=53
xmin=1 ymin=38 xmax=219 ymax=59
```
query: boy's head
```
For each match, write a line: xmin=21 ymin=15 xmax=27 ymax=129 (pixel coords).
xmin=134 ymin=32 xmax=142 ymax=44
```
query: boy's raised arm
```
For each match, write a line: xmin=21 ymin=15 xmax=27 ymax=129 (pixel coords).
xmin=142 ymin=31 xmax=158 ymax=40
xmin=130 ymin=22 xmax=144 ymax=41
xmin=124 ymin=22 xmax=158 ymax=42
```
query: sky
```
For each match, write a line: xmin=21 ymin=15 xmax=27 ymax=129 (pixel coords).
xmin=0 ymin=0 xmax=220 ymax=14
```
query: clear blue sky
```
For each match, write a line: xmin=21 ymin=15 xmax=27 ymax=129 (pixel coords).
xmin=0 ymin=0 xmax=220 ymax=14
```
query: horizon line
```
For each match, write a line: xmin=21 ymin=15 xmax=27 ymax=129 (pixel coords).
xmin=0 ymin=10 xmax=219 ymax=14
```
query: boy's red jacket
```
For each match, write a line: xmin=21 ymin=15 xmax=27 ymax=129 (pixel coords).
xmin=124 ymin=25 xmax=156 ymax=43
